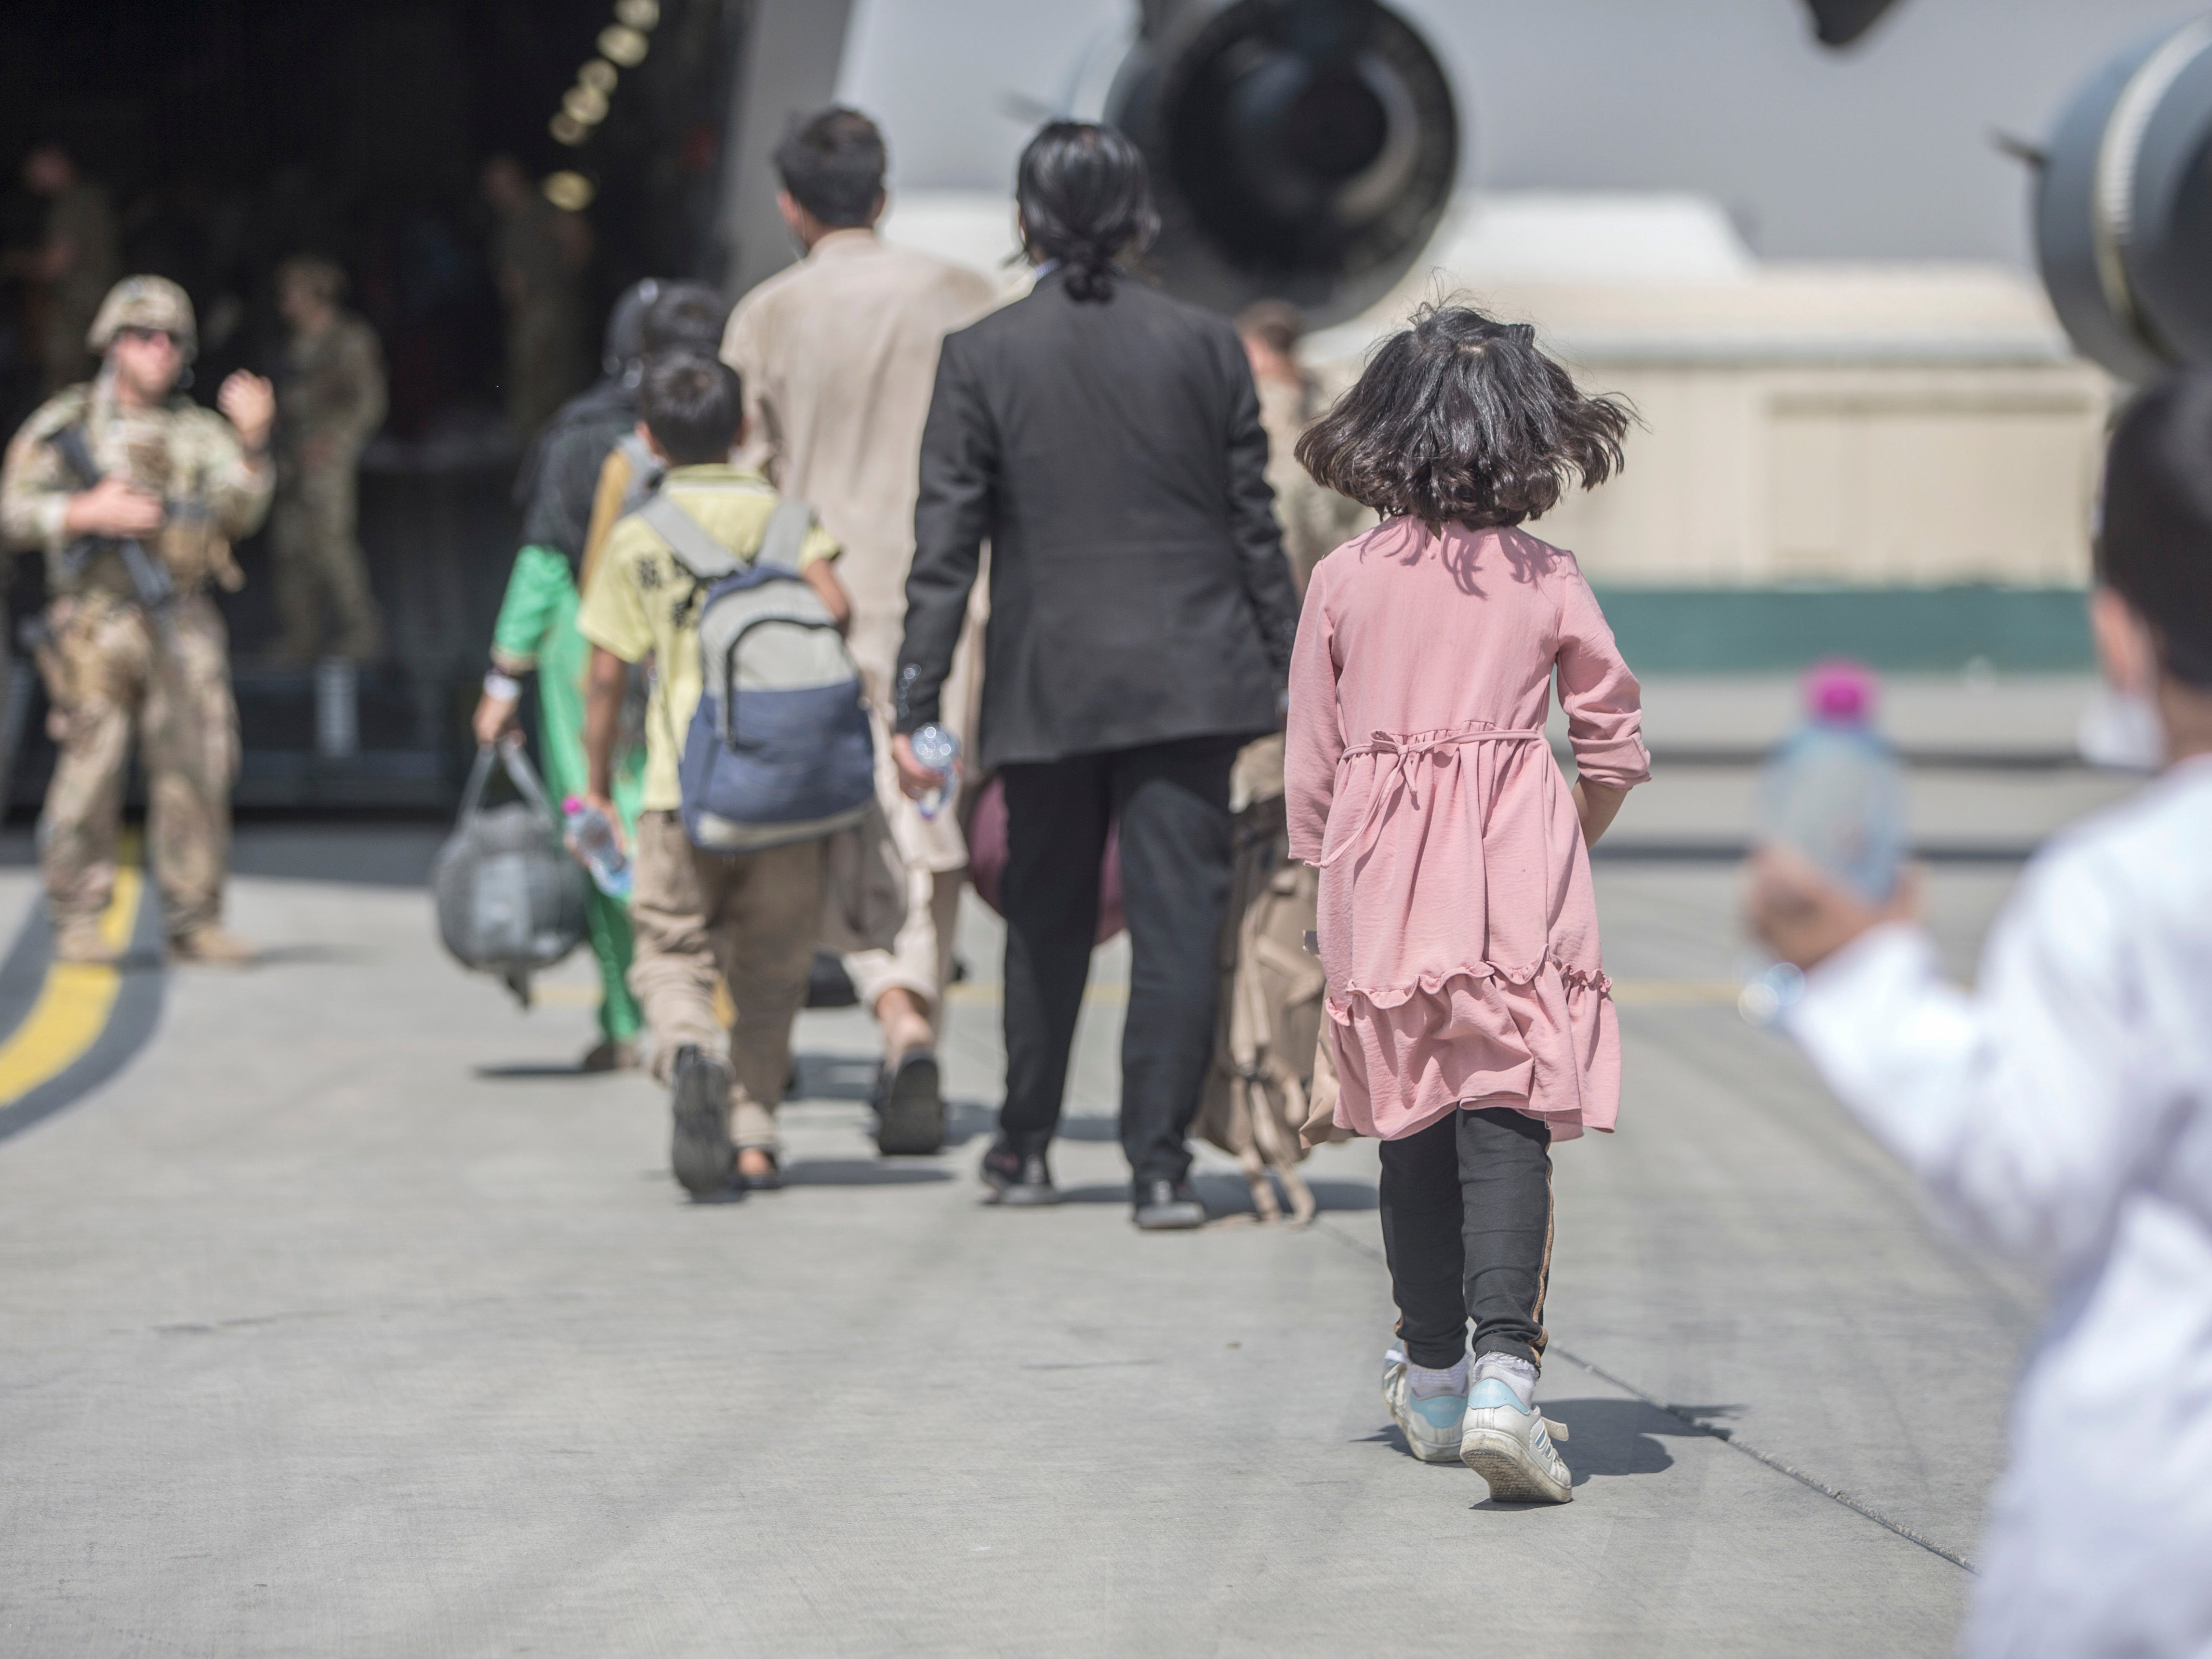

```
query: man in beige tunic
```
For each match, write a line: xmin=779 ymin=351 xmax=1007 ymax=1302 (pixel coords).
xmin=721 ymin=106 xmax=998 ymax=1154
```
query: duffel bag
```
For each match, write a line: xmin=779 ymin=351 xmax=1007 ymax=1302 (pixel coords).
xmin=432 ymin=742 xmax=591 ymax=1005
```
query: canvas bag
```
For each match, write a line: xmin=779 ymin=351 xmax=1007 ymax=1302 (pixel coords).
xmin=642 ymin=491 xmax=876 ymax=854
xmin=432 ymin=742 xmax=590 ymax=1006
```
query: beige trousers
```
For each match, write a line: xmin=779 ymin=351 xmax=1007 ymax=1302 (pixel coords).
xmin=627 ymin=811 xmax=824 ymax=1151
xmin=844 ymin=864 xmax=963 ymax=1031
xmin=40 ymin=592 xmax=236 ymax=937
xmin=838 ymin=670 xmax=973 ymax=1039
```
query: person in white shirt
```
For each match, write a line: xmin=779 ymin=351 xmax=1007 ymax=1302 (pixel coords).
xmin=1748 ymin=371 xmax=2212 ymax=1659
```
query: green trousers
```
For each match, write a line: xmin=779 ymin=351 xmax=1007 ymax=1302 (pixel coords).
xmin=492 ymin=544 xmax=645 ymax=1043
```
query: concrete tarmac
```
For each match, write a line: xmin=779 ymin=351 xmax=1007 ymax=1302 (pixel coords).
xmin=0 ymin=805 xmax=2054 ymax=1656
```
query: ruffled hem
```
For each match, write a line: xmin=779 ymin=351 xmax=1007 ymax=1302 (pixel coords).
xmin=1325 ymin=955 xmax=1612 ymax=1017
xmin=1324 ymin=954 xmax=1621 ymax=1142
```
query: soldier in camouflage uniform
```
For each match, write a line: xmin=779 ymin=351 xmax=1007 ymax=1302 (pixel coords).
xmin=482 ymin=157 xmax=588 ymax=441
xmin=0 ymin=276 xmax=276 ymax=965
xmin=271 ymin=256 xmax=387 ymax=662
xmin=1235 ymin=301 xmax=1374 ymax=598
xmin=13 ymin=144 xmax=121 ymax=395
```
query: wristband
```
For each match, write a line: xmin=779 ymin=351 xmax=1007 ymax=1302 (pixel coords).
xmin=483 ymin=670 xmax=523 ymax=701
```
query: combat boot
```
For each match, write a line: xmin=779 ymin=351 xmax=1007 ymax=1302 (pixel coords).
xmin=168 ymin=925 xmax=256 ymax=966
xmin=53 ymin=918 xmax=121 ymax=967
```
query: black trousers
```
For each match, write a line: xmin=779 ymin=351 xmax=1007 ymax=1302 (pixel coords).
xmin=997 ymin=735 xmax=1239 ymax=1188
xmin=1377 ymin=1106 xmax=1555 ymax=1369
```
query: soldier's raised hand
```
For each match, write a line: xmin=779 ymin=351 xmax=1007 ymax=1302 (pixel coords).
xmin=217 ymin=371 xmax=276 ymax=451
xmin=62 ymin=476 xmax=165 ymax=540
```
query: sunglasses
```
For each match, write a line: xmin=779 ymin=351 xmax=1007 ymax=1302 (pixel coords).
xmin=116 ymin=326 xmax=182 ymax=349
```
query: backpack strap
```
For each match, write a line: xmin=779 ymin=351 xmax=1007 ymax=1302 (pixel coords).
xmin=641 ymin=490 xmax=817 ymax=582
xmin=639 ymin=491 xmax=745 ymax=581
xmin=754 ymin=498 xmax=817 ymax=575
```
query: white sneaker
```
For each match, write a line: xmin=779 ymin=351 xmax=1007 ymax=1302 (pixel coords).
xmin=1460 ymin=1377 xmax=1574 ymax=1503
xmin=1381 ymin=1350 xmax=1468 ymax=1465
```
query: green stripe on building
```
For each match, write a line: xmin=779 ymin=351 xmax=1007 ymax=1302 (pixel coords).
xmin=1593 ymin=587 xmax=2093 ymax=674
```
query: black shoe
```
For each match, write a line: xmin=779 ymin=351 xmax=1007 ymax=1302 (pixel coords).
xmin=980 ymin=1137 xmax=1059 ymax=1207
xmin=670 ymin=1046 xmax=740 ymax=1199
xmin=874 ymin=1048 xmax=945 ymax=1155
xmin=1133 ymin=1178 xmax=1206 ymax=1231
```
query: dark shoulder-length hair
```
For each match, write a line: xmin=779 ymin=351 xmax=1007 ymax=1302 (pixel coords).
xmin=2098 ymin=369 xmax=2212 ymax=687
xmin=1016 ymin=121 xmax=1159 ymax=303
xmin=1297 ymin=303 xmax=1632 ymax=530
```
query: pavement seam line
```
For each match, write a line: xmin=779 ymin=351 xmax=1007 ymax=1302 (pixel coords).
xmin=1542 ymin=1344 xmax=1978 ymax=1573
xmin=1309 ymin=1213 xmax=1977 ymax=1574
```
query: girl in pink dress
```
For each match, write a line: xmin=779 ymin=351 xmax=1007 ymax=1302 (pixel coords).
xmin=1285 ymin=305 xmax=1650 ymax=1502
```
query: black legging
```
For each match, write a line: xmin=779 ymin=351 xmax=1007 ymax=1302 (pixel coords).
xmin=996 ymin=734 xmax=1240 ymax=1187
xmin=1377 ymin=1105 xmax=1555 ymax=1369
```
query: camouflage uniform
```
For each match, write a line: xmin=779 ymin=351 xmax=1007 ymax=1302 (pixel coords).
xmin=1257 ymin=372 xmax=1373 ymax=600
xmin=272 ymin=311 xmax=387 ymax=661
xmin=0 ymin=285 xmax=271 ymax=947
xmin=491 ymin=197 xmax=587 ymax=440
xmin=38 ymin=181 xmax=120 ymax=396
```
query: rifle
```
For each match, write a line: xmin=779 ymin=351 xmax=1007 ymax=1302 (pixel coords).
xmin=45 ymin=423 xmax=181 ymax=636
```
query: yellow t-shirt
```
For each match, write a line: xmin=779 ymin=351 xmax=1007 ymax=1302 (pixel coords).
xmin=576 ymin=464 xmax=840 ymax=811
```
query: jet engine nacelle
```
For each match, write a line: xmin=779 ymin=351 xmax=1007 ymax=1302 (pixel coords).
xmin=1105 ymin=0 xmax=1460 ymax=324
xmin=2038 ymin=18 xmax=2212 ymax=381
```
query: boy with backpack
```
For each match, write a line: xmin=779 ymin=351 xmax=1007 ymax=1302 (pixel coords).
xmin=576 ymin=350 xmax=861 ymax=1197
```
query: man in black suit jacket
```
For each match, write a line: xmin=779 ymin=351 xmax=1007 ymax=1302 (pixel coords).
xmin=893 ymin=123 xmax=1301 ymax=1229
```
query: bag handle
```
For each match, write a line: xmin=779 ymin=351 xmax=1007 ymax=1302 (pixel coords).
xmin=455 ymin=743 xmax=501 ymax=827
xmin=497 ymin=742 xmax=560 ymax=826
xmin=456 ymin=741 xmax=561 ymax=830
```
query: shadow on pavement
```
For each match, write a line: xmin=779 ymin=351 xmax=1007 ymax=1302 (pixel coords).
xmin=243 ymin=943 xmax=371 ymax=967
xmin=229 ymin=827 xmax=447 ymax=887
xmin=794 ymin=1052 xmax=877 ymax=1101
xmin=1053 ymin=1171 xmax=1378 ymax=1217
xmin=791 ymin=1057 xmax=998 ymax=1148
xmin=1538 ymin=1396 xmax=1731 ymax=1485
xmin=779 ymin=1159 xmax=953 ymax=1186
xmin=1362 ymin=1395 xmax=1718 ymax=1489
xmin=944 ymin=1100 xmax=996 ymax=1146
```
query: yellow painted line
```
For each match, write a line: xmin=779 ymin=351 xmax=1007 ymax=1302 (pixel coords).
xmin=943 ymin=981 xmax=1128 ymax=1008
xmin=1611 ymin=979 xmax=1744 ymax=1006
xmin=0 ymin=846 xmax=144 ymax=1106
xmin=529 ymin=982 xmax=601 ymax=1009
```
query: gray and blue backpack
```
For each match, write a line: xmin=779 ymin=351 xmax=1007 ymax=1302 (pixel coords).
xmin=639 ymin=487 xmax=875 ymax=853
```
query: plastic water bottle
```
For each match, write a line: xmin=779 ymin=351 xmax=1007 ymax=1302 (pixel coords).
xmin=1740 ymin=662 xmax=1906 ymax=1027
xmin=563 ymin=796 xmax=633 ymax=900
xmin=910 ymin=722 xmax=960 ymax=821
xmin=1756 ymin=660 xmax=1907 ymax=902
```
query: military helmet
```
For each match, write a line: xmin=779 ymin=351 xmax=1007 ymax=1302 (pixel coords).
xmin=277 ymin=254 xmax=347 ymax=305
xmin=87 ymin=276 xmax=198 ymax=359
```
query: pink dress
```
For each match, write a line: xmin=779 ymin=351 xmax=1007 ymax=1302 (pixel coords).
xmin=1285 ymin=519 xmax=1651 ymax=1142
